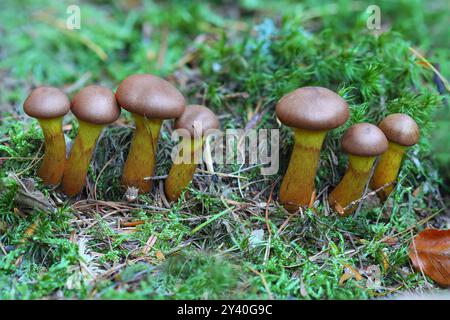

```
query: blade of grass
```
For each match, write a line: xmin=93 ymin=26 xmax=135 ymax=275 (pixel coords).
xmin=190 ymin=206 xmax=234 ymax=235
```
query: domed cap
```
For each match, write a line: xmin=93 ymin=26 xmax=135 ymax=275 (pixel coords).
xmin=23 ymin=86 xmax=70 ymax=119
xmin=342 ymin=123 xmax=388 ymax=157
xmin=71 ymin=85 xmax=120 ymax=125
xmin=174 ymin=105 xmax=220 ymax=137
xmin=115 ymin=74 xmax=185 ymax=119
xmin=378 ymin=113 xmax=419 ymax=146
xmin=276 ymin=86 xmax=349 ymax=130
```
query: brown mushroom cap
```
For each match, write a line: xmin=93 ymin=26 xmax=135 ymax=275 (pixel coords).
xmin=378 ymin=113 xmax=420 ymax=147
xmin=174 ymin=105 xmax=220 ymax=137
xmin=276 ymin=86 xmax=349 ymax=130
xmin=24 ymin=86 xmax=70 ymax=119
xmin=342 ymin=123 xmax=388 ymax=157
xmin=71 ymin=85 xmax=120 ymax=125
xmin=115 ymin=74 xmax=185 ymax=119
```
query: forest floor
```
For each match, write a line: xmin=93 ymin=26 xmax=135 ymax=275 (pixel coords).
xmin=0 ymin=0 xmax=449 ymax=299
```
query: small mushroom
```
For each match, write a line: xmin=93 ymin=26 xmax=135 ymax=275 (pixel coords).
xmin=276 ymin=87 xmax=349 ymax=211
xmin=370 ymin=113 xmax=420 ymax=200
xmin=116 ymin=74 xmax=186 ymax=193
xmin=329 ymin=123 xmax=388 ymax=216
xmin=23 ymin=87 xmax=70 ymax=185
xmin=164 ymin=105 xmax=219 ymax=201
xmin=62 ymin=85 xmax=120 ymax=196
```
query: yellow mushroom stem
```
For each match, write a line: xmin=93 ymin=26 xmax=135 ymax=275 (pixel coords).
xmin=37 ymin=117 xmax=66 ymax=185
xmin=328 ymin=155 xmax=376 ymax=216
xmin=165 ymin=136 xmax=203 ymax=202
xmin=371 ymin=141 xmax=407 ymax=201
xmin=62 ymin=121 xmax=104 ymax=196
xmin=122 ymin=114 xmax=162 ymax=193
xmin=280 ymin=128 xmax=327 ymax=211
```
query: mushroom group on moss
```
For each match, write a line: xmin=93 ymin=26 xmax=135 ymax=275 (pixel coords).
xmin=62 ymin=85 xmax=120 ymax=197
xmin=22 ymin=73 xmax=423 ymax=221
xmin=276 ymin=86 xmax=349 ymax=212
xmin=164 ymin=104 xmax=219 ymax=202
xmin=23 ymin=87 xmax=70 ymax=186
xmin=370 ymin=113 xmax=420 ymax=200
xmin=328 ymin=123 xmax=388 ymax=216
xmin=116 ymin=74 xmax=186 ymax=193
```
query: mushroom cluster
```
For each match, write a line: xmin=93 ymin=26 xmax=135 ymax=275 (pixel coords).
xmin=23 ymin=74 xmax=220 ymax=202
xmin=23 ymin=78 xmax=420 ymax=216
xmin=276 ymin=87 xmax=420 ymax=215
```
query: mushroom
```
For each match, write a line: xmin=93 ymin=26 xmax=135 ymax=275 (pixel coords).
xmin=328 ymin=123 xmax=388 ymax=216
xmin=164 ymin=105 xmax=219 ymax=201
xmin=23 ymin=87 xmax=70 ymax=185
xmin=370 ymin=113 xmax=420 ymax=200
xmin=116 ymin=74 xmax=185 ymax=193
xmin=62 ymin=85 xmax=120 ymax=196
xmin=276 ymin=87 xmax=349 ymax=211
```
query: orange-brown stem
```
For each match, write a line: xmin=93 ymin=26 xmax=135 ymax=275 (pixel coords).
xmin=279 ymin=128 xmax=327 ymax=212
xmin=122 ymin=114 xmax=162 ymax=193
xmin=329 ymin=155 xmax=376 ymax=216
xmin=370 ymin=141 xmax=406 ymax=201
xmin=37 ymin=117 xmax=66 ymax=186
xmin=62 ymin=120 xmax=104 ymax=196
xmin=165 ymin=137 xmax=203 ymax=201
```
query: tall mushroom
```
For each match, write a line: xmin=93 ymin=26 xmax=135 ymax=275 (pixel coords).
xmin=276 ymin=87 xmax=349 ymax=211
xmin=370 ymin=113 xmax=420 ymax=200
xmin=62 ymin=85 xmax=120 ymax=196
xmin=116 ymin=74 xmax=186 ymax=193
xmin=328 ymin=123 xmax=388 ymax=216
xmin=164 ymin=105 xmax=219 ymax=202
xmin=23 ymin=87 xmax=70 ymax=185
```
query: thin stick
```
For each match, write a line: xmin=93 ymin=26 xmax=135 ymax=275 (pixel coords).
xmin=249 ymin=267 xmax=274 ymax=300
xmin=264 ymin=181 xmax=277 ymax=235
xmin=121 ymin=220 xmax=145 ymax=228
xmin=343 ymin=181 xmax=395 ymax=211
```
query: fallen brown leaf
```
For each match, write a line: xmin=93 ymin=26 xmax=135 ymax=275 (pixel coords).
xmin=364 ymin=265 xmax=382 ymax=289
xmin=382 ymin=236 xmax=398 ymax=246
xmin=408 ymin=229 xmax=450 ymax=287
xmin=299 ymin=276 xmax=308 ymax=297
xmin=155 ymin=250 xmax=165 ymax=261
xmin=412 ymin=184 xmax=422 ymax=198
xmin=339 ymin=272 xmax=353 ymax=286
xmin=1 ymin=176 xmax=56 ymax=214
xmin=19 ymin=220 xmax=40 ymax=245
xmin=339 ymin=264 xmax=363 ymax=286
